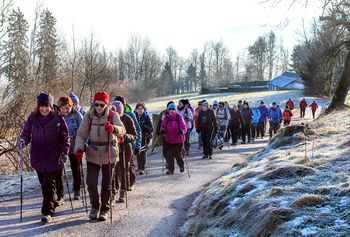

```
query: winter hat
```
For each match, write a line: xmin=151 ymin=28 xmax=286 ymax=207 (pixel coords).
xmin=166 ymin=101 xmax=174 ymax=108
xmin=69 ymin=92 xmax=79 ymax=104
xmin=213 ymin=100 xmax=219 ymax=106
xmin=202 ymin=100 xmax=209 ymax=106
xmin=112 ymin=101 xmax=124 ymax=113
xmin=94 ymin=91 xmax=110 ymax=105
xmin=243 ymin=101 xmax=249 ymax=106
xmin=260 ymin=101 xmax=264 ymax=104
xmin=168 ymin=103 xmax=176 ymax=109
xmin=37 ymin=92 xmax=54 ymax=107
xmin=114 ymin=95 xmax=126 ymax=106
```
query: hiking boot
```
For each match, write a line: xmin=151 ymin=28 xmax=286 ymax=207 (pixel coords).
xmin=248 ymin=140 xmax=251 ymax=143
xmin=185 ymin=150 xmax=190 ymax=156
xmin=138 ymin=170 xmax=145 ymax=175
xmin=56 ymin=197 xmax=64 ymax=206
xmin=251 ymin=138 xmax=255 ymax=141
xmin=202 ymin=155 xmax=208 ymax=159
xmin=99 ymin=211 xmax=108 ymax=221
xmin=128 ymin=185 xmax=134 ymax=191
xmin=41 ymin=215 xmax=52 ymax=223
xmin=89 ymin=208 xmax=99 ymax=220
xmin=119 ymin=191 xmax=125 ymax=203
xmin=231 ymin=143 xmax=237 ymax=146
xmin=208 ymin=155 xmax=213 ymax=159
xmin=74 ymin=191 xmax=80 ymax=200
xmin=180 ymin=166 xmax=185 ymax=173
xmin=166 ymin=170 xmax=174 ymax=175
xmin=241 ymin=141 xmax=246 ymax=144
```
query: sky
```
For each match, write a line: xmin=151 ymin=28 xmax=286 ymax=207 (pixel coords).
xmin=11 ymin=0 xmax=323 ymax=58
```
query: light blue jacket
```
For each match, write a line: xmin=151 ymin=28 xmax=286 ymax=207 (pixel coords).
xmin=252 ymin=108 xmax=261 ymax=124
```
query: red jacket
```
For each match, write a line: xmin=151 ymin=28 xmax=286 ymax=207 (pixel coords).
xmin=310 ymin=102 xmax=318 ymax=111
xmin=286 ymin=101 xmax=294 ymax=110
xmin=300 ymin=100 xmax=307 ymax=109
xmin=283 ymin=110 xmax=293 ymax=121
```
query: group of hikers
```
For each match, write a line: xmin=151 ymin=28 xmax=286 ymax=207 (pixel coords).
xmin=16 ymin=91 xmax=319 ymax=224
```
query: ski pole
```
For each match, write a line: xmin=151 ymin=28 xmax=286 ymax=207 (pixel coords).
xmin=80 ymin=160 xmax=88 ymax=213
xmin=122 ymin=142 xmax=128 ymax=209
xmin=63 ymin=165 xmax=74 ymax=213
xmin=19 ymin=148 xmax=24 ymax=222
xmin=182 ymin=147 xmax=190 ymax=178
xmin=107 ymin=130 xmax=113 ymax=224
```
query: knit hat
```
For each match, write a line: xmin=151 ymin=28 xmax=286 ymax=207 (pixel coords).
xmin=114 ymin=95 xmax=126 ymax=106
xmin=213 ymin=100 xmax=219 ymax=106
xmin=112 ymin=101 xmax=124 ymax=113
xmin=94 ymin=91 xmax=110 ymax=105
xmin=168 ymin=103 xmax=176 ymax=109
xmin=69 ymin=92 xmax=79 ymax=104
xmin=37 ymin=92 xmax=54 ymax=107
xmin=202 ymin=100 xmax=209 ymax=106
xmin=260 ymin=101 xmax=264 ymax=104
xmin=166 ymin=101 xmax=174 ymax=108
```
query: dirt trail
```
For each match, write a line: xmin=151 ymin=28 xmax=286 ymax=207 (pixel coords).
xmin=0 ymin=107 xmax=321 ymax=237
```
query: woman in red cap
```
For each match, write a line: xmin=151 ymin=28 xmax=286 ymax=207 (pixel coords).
xmin=74 ymin=91 xmax=125 ymax=221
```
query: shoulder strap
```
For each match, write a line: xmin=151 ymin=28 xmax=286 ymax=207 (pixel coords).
xmin=108 ymin=111 xmax=114 ymax=125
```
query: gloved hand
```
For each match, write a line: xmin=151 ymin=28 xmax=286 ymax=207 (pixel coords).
xmin=117 ymin=136 xmax=124 ymax=144
xmin=104 ymin=123 xmax=114 ymax=134
xmin=133 ymin=149 xmax=140 ymax=156
xmin=17 ymin=138 xmax=26 ymax=149
xmin=58 ymin=153 xmax=68 ymax=166
xmin=75 ymin=150 xmax=84 ymax=160
xmin=160 ymin=129 xmax=166 ymax=135
xmin=178 ymin=129 xmax=184 ymax=135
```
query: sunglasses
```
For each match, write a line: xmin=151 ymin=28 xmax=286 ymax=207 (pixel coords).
xmin=168 ymin=108 xmax=176 ymax=111
xmin=94 ymin=103 xmax=106 ymax=108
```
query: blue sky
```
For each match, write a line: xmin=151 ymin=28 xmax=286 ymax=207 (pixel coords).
xmin=12 ymin=0 xmax=323 ymax=58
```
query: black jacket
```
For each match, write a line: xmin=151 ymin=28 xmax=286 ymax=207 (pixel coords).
xmin=196 ymin=109 xmax=217 ymax=132
xmin=135 ymin=112 xmax=153 ymax=135
xmin=229 ymin=109 xmax=244 ymax=127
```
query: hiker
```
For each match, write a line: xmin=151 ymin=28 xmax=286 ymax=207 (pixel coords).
xmin=283 ymin=106 xmax=293 ymax=126
xmin=268 ymin=102 xmax=281 ymax=139
xmin=18 ymin=92 xmax=70 ymax=223
xmin=159 ymin=103 xmax=186 ymax=175
xmin=216 ymin=101 xmax=231 ymax=147
xmin=134 ymin=103 xmax=153 ymax=175
xmin=237 ymin=100 xmax=243 ymax=140
xmin=114 ymin=95 xmax=142 ymax=185
xmin=194 ymin=101 xmax=203 ymax=149
xmin=286 ymin=98 xmax=295 ymax=110
xmin=224 ymin=101 xmax=231 ymax=142
xmin=257 ymin=101 xmax=269 ymax=139
xmin=177 ymin=99 xmax=193 ymax=156
xmin=240 ymin=102 xmax=253 ymax=144
xmin=228 ymin=104 xmax=244 ymax=146
xmin=212 ymin=100 xmax=219 ymax=113
xmin=196 ymin=100 xmax=217 ymax=159
xmin=310 ymin=101 xmax=318 ymax=119
xmin=58 ymin=96 xmax=83 ymax=201
xmin=300 ymin=98 xmax=307 ymax=118
xmin=69 ymin=92 xmax=85 ymax=116
xmin=74 ymin=91 xmax=125 ymax=221
xmin=111 ymin=101 xmax=137 ymax=202
xmin=251 ymin=104 xmax=261 ymax=141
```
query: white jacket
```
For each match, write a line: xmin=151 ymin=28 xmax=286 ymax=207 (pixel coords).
xmin=177 ymin=107 xmax=194 ymax=129
xmin=216 ymin=108 xmax=231 ymax=126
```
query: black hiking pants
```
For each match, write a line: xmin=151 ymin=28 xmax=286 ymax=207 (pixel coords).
xmin=242 ymin=124 xmax=251 ymax=143
xmin=251 ymin=123 xmax=257 ymax=140
xmin=201 ymin=130 xmax=213 ymax=156
xmin=55 ymin=168 xmax=64 ymax=199
xmin=230 ymin=125 xmax=239 ymax=144
xmin=269 ymin=122 xmax=279 ymax=138
xmin=69 ymin=154 xmax=81 ymax=192
xmin=37 ymin=170 xmax=58 ymax=216
xmin=256 ymin=122 xmax=265 ymax=138
xmin=137 ymin=133 xmax=150 ymax=171
xmin=300 ymin=108 xmax=306 ymax=118
xmin=165 ymin=143 xmax=184 ymax=172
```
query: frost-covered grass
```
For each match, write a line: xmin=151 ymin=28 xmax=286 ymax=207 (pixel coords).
xmin=181 ymin=108 xmax=350 ymax=237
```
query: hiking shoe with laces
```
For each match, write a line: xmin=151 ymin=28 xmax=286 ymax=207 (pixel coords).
xmin=166 ymin=170 xmax=174 ymax=175
xmin=180 ymin=166 xmax=185 ymax=173
xmin=208 ymin=155 xmax=212 ymax=159
xmin=99 ymin=211 xmax=109 ymax=221
xmin=119 ymin=191 xmax=125 ymax=203
xmin=41 ymin=215 xmax=52 ymax=223
xmin=138 ymin=170 xmax=145 ymax=175
xmin=74 ymin=191 xmax=80 ymax=200
xmin=56 ymin=197 xmax=64 ymax=206
xmin=89 ymin=208 xmax=99 ymax=220
xmin=128 ymin=185 xmax=134 ymax=191
xmin=202 ymin=155 xmax=208 ymax=159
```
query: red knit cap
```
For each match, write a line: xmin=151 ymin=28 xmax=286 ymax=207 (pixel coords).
xmin=94 ymin=91 xmax=110 ymax=105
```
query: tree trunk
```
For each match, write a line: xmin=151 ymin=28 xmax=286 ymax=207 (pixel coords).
xmin=328 ymin=43 xmax=350 ymax=111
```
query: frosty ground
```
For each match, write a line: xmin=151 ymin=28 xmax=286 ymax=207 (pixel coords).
xmin=0 ymin=90 xmax=325 ymax=237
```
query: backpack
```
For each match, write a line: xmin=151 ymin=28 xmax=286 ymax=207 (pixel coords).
xmin=216 ymin=108 xmax=228 ymax=120
xmin=212 ymin=133 xmax=224 ymax=149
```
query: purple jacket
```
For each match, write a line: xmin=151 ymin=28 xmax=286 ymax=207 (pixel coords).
xmin=160 ymin=112 xmax=187 ymax=144
xmin=20 ymin=111 xmax=70 ymax=173
xmin=258 ymin=105 xmax=269 ymax=123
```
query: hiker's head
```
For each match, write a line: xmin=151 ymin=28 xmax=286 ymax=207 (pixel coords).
xmin=233 ymin=105 xmax=238 ymax=111
xmin=213 ymin=100 xmax=219 ymax=109
xmin=168 ymin=103 xmax=176 ymax=114
xmin=178 ymin=99 xmax=185 ymax=109
xmin=197 ymin=101 xmax=202 ymax=109
xmin=224 ymin=101 xmax=229 ymax=108
xmin=94 ymin=91 xmax=109 ymax=115
xmin=260 ymin=101 xmax=264 ymax=107
xmin=112 ymin=101 xmax=124 ymax=117
xmin=272 ymin=102 xmax=277 ymax=108
xmin=36 ymin=92 xmax=53 ymax=116
xmin=114 ymin=95 xmax=126 ymax=107
xmin=219 ymin=102 xmax=225 ymax=109
xmin=243 ymin=101 xmax=248 ymax=109
xmin=238 ymin=100 xmax=243 ymax=105
xmin=69 ymin=92 xmax=80 ymax=110
xmin=58 ymin=96 xmax=73 ymax=116
xmin=202 ymin=101 xmax=209 ymax=111
xmin=135 ymin=103 xmax=145 ymax=116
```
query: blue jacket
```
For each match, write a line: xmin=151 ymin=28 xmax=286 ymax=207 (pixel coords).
xmin=258 ymin=105 xmax=269 ymax=123
xmin=241 ymin=107 xmax=253 ymax=124
xmin=268 ymin=107 xmax=281 ymax=124
xmin=252 ymin=108 xmax=261 ymax=124
xmin=64 ymin=109 xmax=83 ymax=154
xmin=125 ymin=104 xmax=142 ymax=150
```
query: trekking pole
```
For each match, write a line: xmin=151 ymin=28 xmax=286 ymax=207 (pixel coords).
xmin=183 ymin=147 xmax=190 ymax=178
xmin=80 ymin=160 xmax=88 ymax=213
xmin=63 ymin=165 xmax=74 ymax=213
xmin=122 ymin=143 xmax=128 ymax=209
xmin=107 ymin=130 xmax=113 ymax=224
xmin=19 ymin=148 xmax=24 ymax=222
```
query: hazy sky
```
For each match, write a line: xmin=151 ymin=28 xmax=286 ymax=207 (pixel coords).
xmin=12 ymin=0 xmax=323 ymax=58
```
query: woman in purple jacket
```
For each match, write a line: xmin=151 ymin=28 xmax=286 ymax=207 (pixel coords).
xmin=18 ymin=92 xmax=70 ymax=223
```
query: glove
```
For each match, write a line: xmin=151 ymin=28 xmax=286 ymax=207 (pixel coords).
xmin=178 ymin=129 xmax=184 ymax=135
xmin=58 ymin=153 xmax=68 ymax=166
xmin=117 ymin=136 xmax=124 ymax=144
xmin=160 ymin=129 xmax=166 ymax=135
xmin=133 ymin=149 xmax=140 ymax=156
xmin=104 ymin=123 xmax=114 ymax=134
xmin=17 ymin=138 xmax=26 ymax=149
xmin=75 ymin=150 xmax=84 ymax=160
